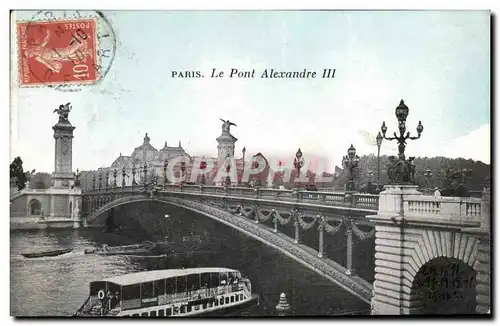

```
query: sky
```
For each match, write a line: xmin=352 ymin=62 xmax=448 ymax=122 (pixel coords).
xmin=10 ymin=10 xmax=491 ymax=173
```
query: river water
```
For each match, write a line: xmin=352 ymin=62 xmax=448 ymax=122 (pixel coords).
xmin=10 ymin=202 xmax=371 ymax=317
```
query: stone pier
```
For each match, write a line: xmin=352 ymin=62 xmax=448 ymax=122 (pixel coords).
xmin=10 ymin=104 xmax=82 ymax=230
xmin=369 ymin=185 xmax=484 ymax=315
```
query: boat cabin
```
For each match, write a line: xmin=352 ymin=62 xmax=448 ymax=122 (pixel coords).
xmin=83 ymin=268 xmax=245 ymax=315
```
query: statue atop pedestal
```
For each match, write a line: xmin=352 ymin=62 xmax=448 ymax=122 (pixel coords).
xmin=52 ymin=103 xmax=76 ymax=189
xmin=216 ymin=118 xmax=238 ymax=161
xmin=386 ymin=155 xmax=416 ymax=185
xmin=53 ymin=102 xmax=72 ymax=123
xmin=219 ymin=118 xmax=237 ymax=134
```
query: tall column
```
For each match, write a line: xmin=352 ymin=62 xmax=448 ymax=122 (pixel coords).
xmin=294 ymin=221 xmax=300 ymax=244
xmin=346 ymin=225 xmax=354 ymax=275
xmin=318 ymin=224 xmax=324 ymax=258
xmin=52 ymin=109 xmax=76 ymax=189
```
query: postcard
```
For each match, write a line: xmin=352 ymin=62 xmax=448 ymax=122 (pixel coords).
xmin=9 ymin=10 xmax=491 ymax=317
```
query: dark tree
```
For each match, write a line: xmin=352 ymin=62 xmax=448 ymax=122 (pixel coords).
xmin=10 ymin=157 xmax=27 ymax=190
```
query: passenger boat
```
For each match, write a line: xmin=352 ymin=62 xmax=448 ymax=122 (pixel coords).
xmin=21 ymin=248 xmax=73 ymax=258
xmin=74 ymin=267 xmax=259 ymax=317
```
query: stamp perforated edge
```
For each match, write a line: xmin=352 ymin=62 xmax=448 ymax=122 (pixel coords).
xmin=15 ymin=14 xmax=103 ymax=89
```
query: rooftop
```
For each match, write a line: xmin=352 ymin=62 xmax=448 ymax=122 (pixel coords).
xmin=100 ymin=267 xmax=238 ymax=286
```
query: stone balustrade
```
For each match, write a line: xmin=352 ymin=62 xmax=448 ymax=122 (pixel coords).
xmin=404 ymin=195 xmax=482 ymax=221
xmin=83 ymin=184 xmax=380 ymax=211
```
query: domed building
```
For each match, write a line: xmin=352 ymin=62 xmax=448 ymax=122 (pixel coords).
xmin=79 ymin=121 xmax=269 ymax=189
xmin=130 ymin=133 xmax=160 ymax=163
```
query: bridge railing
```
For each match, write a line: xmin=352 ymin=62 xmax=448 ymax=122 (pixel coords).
xmin=82 ymin=183 xmax=380 ymax=210
xmin=404 ymin=195 xmax=482 ymax=221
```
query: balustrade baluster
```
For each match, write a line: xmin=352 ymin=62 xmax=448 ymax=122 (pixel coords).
xmin=255 ymin=189 xmax=260 ymax=199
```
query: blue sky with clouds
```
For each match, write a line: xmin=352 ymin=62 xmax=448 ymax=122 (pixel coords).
xmin=11 ymin=10 xmax=490 ymax=172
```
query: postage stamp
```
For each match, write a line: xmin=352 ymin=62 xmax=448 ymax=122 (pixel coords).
xmin=17 ymin=18 xmax=100 ymax=86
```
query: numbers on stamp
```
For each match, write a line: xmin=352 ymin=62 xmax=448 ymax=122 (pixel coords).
xmin=73 ymin=64 xmax=89 ymax=79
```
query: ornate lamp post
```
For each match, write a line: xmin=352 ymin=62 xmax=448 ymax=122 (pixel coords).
xmin=342 ymin=144 xmax=360 ymax=192
xmin=241 ymin=147 xmax=246 ymax=185
xmin=380 ymin=100 xmax=423 ymax=184
xmin=122 ymin=166 xmax=126 ymax=187
xmin=74 ymin=168 xmax=80 ymax=188
xmin=143 ymin=163 xmax=148 ymax=185
xmin=376 ymin=131 xmax=383 ymax=187
xmin=293 ymin=149 xmax=305 ymax=189
xmin=200 ymin=156 xmax=207 ymax=185
xmin=163 ymin=159 xmax=169 ymax=186
xmin=278 ymin=160 xmax=283 ymax=188
xmin=131 ymin=164 xmax=136 ymax=186
xmin=113 ymin=168 xmax=117 ymax=188
xmin=98 ymin=170 xmax=102 ymax=191
xmin=424 ymin=168 xmax=433 ymax=190
xmin=105 ymin=170 xmax=109 ymax=191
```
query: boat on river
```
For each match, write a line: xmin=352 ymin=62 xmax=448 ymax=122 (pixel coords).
xmin=84 ymin=235 xmax=221 ymax=257
xmin=74 ymin=267 xmax=259 ymax=317
xmin=84 ymin=242 xmax=156 ymax=256
xmin=21 ymin=248 xmax=73 ymax=258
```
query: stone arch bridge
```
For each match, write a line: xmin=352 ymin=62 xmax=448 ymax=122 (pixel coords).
xmin=82 ymin=184 xmax=380 ymax=304
xmin=80 ymin=184 xmax=490 ymax=314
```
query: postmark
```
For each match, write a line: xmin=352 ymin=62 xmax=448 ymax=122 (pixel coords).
xmin=15 ymin=10 xmax=116 ymax=91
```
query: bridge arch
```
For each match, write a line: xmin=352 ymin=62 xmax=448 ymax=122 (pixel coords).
xmin=86 ymin=195 xmax=176 ymax=223
xmin=84 ymin=193 xmax=372 ymax=304
xmin=405 ymin=230 xmax=479 ymax=314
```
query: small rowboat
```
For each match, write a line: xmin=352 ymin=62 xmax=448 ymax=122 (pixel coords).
xmin=22 ymin=248 xmax=73 ymax=258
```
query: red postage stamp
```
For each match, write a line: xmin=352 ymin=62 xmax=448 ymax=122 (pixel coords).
xmin=17 ymin=18 xmax=99 ymax=86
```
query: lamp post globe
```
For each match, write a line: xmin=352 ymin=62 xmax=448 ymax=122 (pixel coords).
xmin=343 ymin=144 xmax=359 ymax=193
xmin=395 ymin=99 xmax=409 ymax=121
